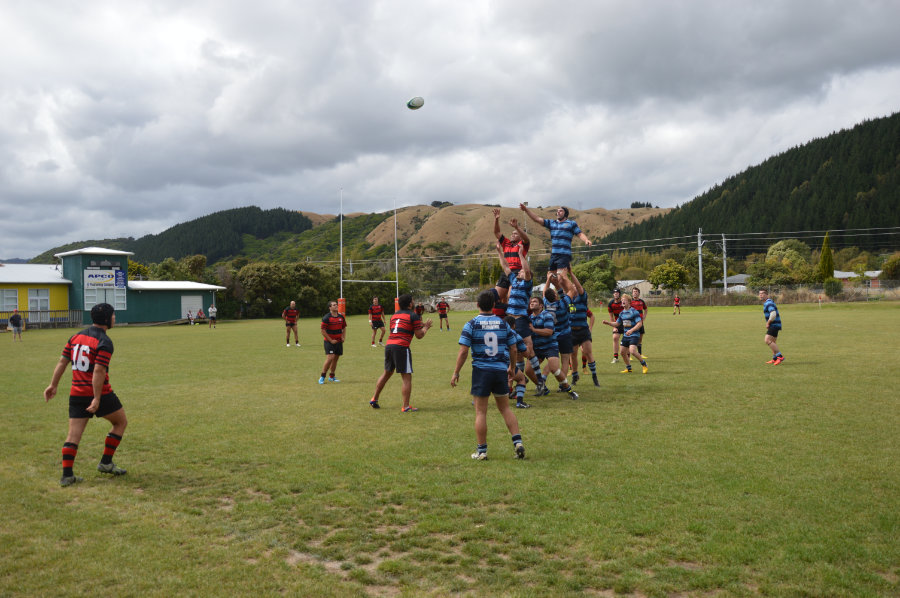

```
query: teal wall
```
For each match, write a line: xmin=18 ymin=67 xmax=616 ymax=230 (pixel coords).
xmin=126 ymin=290 xmax=218 ymax=323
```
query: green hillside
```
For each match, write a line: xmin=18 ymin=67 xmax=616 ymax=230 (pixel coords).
xmin=600 ymin=111 xmax=900 ymax=255
xmin=32 ymin=207 xmax=312 ymax=264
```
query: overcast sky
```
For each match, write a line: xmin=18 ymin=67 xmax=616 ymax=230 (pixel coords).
xmin=2 ymin=1 xmax=899 ymax=260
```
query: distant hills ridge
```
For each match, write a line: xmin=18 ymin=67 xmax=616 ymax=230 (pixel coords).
xmin=26 ymin=111 xmax=900 ymax=265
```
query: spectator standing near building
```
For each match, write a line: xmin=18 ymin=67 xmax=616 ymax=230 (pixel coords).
xmin=319 ymin=300 xmax=347 ymax=383
xmin=187 ymin=310 xmax=194 ymax=326
xmin=207 ymin=304 xmax=218 ymax=329
xmin=519 ymin=203 xmax=591 ymax=275
xmin=436 ymin=299 xmax=451 ymax=331
xmin=759 ymin=289 xmax=785 ymax=365
xmin=451 ymin=290 xmax=525 ymax=460
xmin=368 ymin=296 xmax=386 ymax=347
xmin=368 ymin=294 xmax=433 ymax=412
xmin=8 ymin=309 xmax=24 ymax=341
xmin=43 ymin=303 xmax=128 ymax=487
xmin=282 ymin=300 xmax=300 ymax=347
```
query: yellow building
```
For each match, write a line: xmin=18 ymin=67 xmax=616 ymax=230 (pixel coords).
xmin=0 ymin=263 xmax=74 ymax=328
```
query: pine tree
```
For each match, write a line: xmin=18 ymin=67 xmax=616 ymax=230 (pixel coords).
xmin=817 ymin=232 xmax=835 ymax=282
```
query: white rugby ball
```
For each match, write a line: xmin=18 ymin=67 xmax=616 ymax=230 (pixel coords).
xmin=407 ymin=96 xmax=425 ymax=110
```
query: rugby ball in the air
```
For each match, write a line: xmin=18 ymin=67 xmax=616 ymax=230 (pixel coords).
xmin=407 ymin=96 xmax=425 ymax=110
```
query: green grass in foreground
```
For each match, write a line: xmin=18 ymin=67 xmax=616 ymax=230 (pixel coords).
xmin=1 ymin=302 xmax=899 ymax=597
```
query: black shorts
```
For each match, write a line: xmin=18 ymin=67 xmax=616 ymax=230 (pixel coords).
xmin=495 ymin=273 xmax=511 ymax=290
xmin=69 ymin=392 xmax=123 ymax=419
xmin=535 ymin=347 xmax=560 ymax=361
xmin=612 ymin=325 xmax=624 ymax=335
xmin=286 ymin=321 xmax=297 ymax=328
xmin=439 ymin=313 xmax=448 ymax=319
xmin=209 ymin=316 xmax=217 ymax=322
xmin=324 ymin=340 xmax=343 ymax=355
xmin=556 ymin=332 xmax=574 ymax=355
xmin=384 ymin=345 xmax=413 ymax=374
xmin=371 ymin=320 xmax=384 ymax=329
xmin=571 ymin=327 xmax=592 ymax=345
xmin=621 ymin=336 xmax=640 ymax=348
xmin=514 ymin=315 xmax=532 ymax=339
xmin=766 ymin=326 xmax=780 ymax=338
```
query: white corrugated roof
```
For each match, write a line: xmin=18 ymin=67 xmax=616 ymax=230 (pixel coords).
xmin=54 ymin=246 xmax=134 ymax=258
xmin=128 ymin=281 xmax=225 ymax=291
xmin=0 ymin=264 xmax=71 ymax=284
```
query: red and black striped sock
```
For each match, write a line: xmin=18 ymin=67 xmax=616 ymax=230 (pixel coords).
xmin=100 ymin=433 xmax=122 ymax=465
xmin=62 ymin=442 xmax=78 ymax=477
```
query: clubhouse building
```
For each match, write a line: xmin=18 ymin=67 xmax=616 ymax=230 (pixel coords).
xmin=1 ymin=247 xmax=224 ymax=329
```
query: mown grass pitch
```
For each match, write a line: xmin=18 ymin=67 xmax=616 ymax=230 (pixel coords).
xmin=2 ymin=302 xmax=898 ymax=596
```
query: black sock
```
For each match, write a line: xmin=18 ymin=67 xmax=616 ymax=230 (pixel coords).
xmin=511 ymin=434 xmax=522 ymax=445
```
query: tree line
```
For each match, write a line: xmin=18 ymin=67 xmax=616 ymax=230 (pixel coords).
xmin=601 ymin=111 xmax=900 ymax=256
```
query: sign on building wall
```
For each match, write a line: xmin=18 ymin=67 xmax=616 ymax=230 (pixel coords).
xmin=84 ymin=270 xmax=126 ymax=289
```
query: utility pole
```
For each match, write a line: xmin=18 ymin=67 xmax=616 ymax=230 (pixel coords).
xmin=722 ymin=234 xmax=728 ymax=295
xmin=697 ymin=228 xmax=704 ymax=296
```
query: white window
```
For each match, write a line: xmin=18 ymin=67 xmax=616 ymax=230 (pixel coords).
xmin=1 ymin=289 xmax=17 ymax=311
xmin=28 ymin=288 xmax=50 ymax=311
xmin=84 ymin=288 xmax=126 ymax=311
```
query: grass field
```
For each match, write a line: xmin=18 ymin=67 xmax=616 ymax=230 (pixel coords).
xmin=1 ymin=302 xmax=898 ymax=597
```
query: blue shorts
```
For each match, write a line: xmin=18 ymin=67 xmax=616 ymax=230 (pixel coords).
xmin=471 ymin=368 xmax=509 ymax=398
xmin=514 ymin=315 xmax=532 ymax=339
xmin=549 ymin=254 xmax=571 ymax=271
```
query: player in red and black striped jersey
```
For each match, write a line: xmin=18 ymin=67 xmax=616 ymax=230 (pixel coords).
xmin=436 ymin=299 xmax=451 ymax=331
xmin=607 ymin=289 xmax=624 ymax=363
xmin=630 ymin=287 xmax=648 ymax=358
xmin=493 ymin=208 xmax=531 ymax=302
xmin=319 ymin=300 xmax=347 ymax=383
xmin=282 ymin=301 xmax=300 ymax=347
xmin=368 ymin=293 xmax=433 ymax=412
xmin=368 ymin=297 xmax=385 ymax=347
xmin=43 ymin=303 xmax=128 ymax=487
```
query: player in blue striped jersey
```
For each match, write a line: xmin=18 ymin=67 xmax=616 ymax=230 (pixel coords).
xmin=558 ymin=269 xmax=600 ymax=387
xmin=452 ymin=290 xmax=525 ymax=460
xmin=519 ymin=204 xmax=592 ymax=274
xmin=504 ymin=315 xmax=530 ymax=408
xmin=529 ymin=297 xmax=578 ymax=400
xmin=543 ymin=272 xmax=574 ymax=387
xmin=497 ymin=243 xmax=545 ymax=392
xmin=759 ymin=289 xmax=784 ymax=365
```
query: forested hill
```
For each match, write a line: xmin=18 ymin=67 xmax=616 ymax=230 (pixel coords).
xmin=599 ymin=111 xmax=900 ymax=254
xmin=32 ymin=207 xmax=313 ymax=264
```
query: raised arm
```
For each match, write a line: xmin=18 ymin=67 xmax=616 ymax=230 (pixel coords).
xmin=496 ymin=243 xmax=511 ymax=276
xmin=510 ymin=217 xmax=530 ymax=246
xmin=493 ymin=208 xmax=503 ymax=240
xmin=519 ymin=203 xmax=544 ymax=226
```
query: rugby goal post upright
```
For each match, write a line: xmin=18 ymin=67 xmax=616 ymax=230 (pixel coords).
xmin=338 ymin=190 xmax=400 ymax=315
